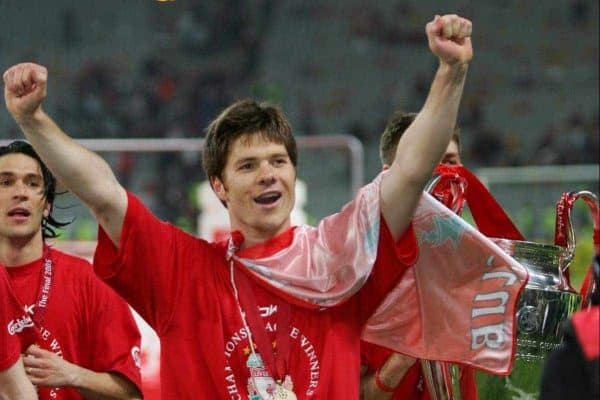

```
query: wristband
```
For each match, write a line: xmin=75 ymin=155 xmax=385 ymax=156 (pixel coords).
xmin=374 ymin=367 xmax=397 ymax=393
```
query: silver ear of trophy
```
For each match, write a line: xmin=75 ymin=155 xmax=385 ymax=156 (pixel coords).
xmin=422 ymin=174 xmax=598 ymax=400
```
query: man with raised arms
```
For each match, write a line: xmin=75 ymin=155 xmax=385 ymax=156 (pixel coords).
xmin=4 ymin=14 xmax=472 ymax=399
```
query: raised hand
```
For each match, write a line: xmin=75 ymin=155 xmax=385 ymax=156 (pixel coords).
xmin=426 ymin=14 xmax=473 ymax=66
xmin=3 ymin=63 xmax=48 ymax=123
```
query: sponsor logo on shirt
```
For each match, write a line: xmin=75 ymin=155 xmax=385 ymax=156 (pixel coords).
xmin=7 ymin=314 xmax=34 ymax=335
xmin=259 ymin=304 xmax=278 ymax=318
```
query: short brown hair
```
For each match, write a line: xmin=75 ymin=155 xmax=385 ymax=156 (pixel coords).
xmin=202 ymin=99 xmax=298 ymax=181
xmin=379 ymin=111 xmax=461 ymax=166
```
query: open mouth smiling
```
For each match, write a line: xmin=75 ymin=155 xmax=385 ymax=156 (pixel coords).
xmin=254 ymin=191 xmax=282 ymax=205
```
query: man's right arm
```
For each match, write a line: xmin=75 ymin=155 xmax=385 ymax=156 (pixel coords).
xmin=3 ymin=63 xmax=126 ymax=247
xmin=360 ymin=353 xmax=416 ymax=400
xmin=23 ymin=346 xmax=141 ymax=400
xmin=0 ymin=358 xmax=38 ymax=400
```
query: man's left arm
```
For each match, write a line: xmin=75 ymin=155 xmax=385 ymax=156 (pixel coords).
xmin=23 ymin=346 xmax=141 ymax=400
xmin=381 ymin=14 xmax=473 ymax=240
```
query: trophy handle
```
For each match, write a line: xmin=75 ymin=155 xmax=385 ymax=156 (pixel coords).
xmin=421 ymin=360 xmax=461 ymax=400
xmin=423 ymin=168 xmax=472 ymax=400
xmin=425 ymin=170 xmax=468 ymax=214
xmin=423 ymin=170 xmax=466 ymax=400
xmin=429 ymin=164 xmax=524 ymax=240
xmin=554 ymin=190 xmax=600 ymax=272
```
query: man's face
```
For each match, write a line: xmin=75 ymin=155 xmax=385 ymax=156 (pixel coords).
xmin=441 ymin=140 xmax=461 ymax=165
xmin=0 ymin=153 xmax=49 ymax=242
xmin=211 ymin=134 xmax=296 ymax=244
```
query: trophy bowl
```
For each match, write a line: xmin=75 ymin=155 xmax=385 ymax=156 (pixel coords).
xmin=475 ymin=239 xmax=582 ymax=400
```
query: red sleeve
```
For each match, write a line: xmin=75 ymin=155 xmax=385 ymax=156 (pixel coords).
xmin=0 ymin=270 xmax=21 ymax=371
xmin=357 ymin=218 xmax=418 ymax=323
xmin=93 ymin=192 xmax=206 ymax=335
xmin=82 ymin=263 xmax=143 ymax=392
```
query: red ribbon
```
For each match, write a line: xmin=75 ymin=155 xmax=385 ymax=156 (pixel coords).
xmin=233 ymin=263 xmax=291 ymax=383
xmin=433 ymin=164 xmax=524 ymax=240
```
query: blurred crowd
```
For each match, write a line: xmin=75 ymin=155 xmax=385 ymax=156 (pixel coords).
xmin=0 ymin=0 xmax=597 ymax=228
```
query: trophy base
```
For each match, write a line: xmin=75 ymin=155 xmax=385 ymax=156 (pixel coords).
xmin=476 ymin=358 xmax=544 ymax=400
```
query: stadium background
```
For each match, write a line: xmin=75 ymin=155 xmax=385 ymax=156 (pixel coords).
xmin=0 ymin=1 xmax=598 ymax=398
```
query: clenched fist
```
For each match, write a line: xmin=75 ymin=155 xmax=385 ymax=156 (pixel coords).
xmin=3 ymin=62 xmax=48 ymax=123
xmin=426 ymin=14 xmax=473 ymax=66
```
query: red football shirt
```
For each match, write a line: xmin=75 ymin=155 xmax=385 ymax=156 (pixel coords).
xmin=94 ymin=192 xmax=417 ymax=399
xmin=4 ymin=249 xmax=142 ymax=400
xmin=0 ymin=267 xmax=23 ymax=371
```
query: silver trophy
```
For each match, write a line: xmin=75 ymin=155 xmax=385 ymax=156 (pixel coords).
xmin=422 ymin=169 xmax=598 ymax=400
